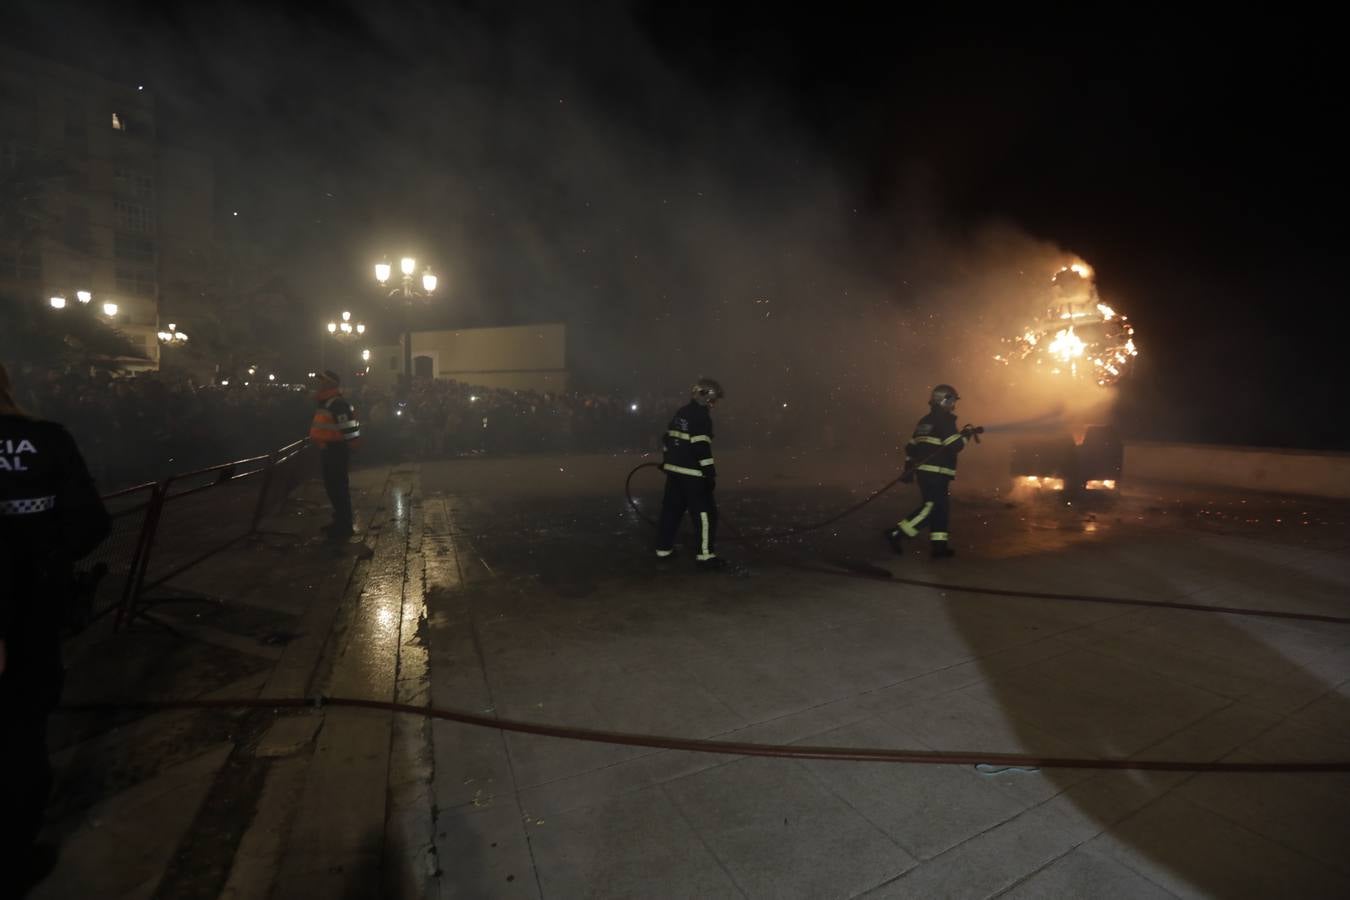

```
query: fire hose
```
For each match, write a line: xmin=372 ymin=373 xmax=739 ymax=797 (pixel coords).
xmin=57 ymin=409 xmax=1350 ymax=775
xmin=623 ymin=425 xmax=985 ymax=542
xmin=57 ymin=694 xmax=1350 ymax=773
xmin=623 ymin=431 xmax=1350 ymax=627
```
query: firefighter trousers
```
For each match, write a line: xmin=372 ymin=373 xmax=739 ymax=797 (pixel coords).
xmin=898 ymin=471 xmax=952 ymax=544
xmin=656 ymin=474 xmax=718 ymax=560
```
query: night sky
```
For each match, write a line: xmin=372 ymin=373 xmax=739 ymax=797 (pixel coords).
xmin=6 ymin=2 xmax=1344 ymax=448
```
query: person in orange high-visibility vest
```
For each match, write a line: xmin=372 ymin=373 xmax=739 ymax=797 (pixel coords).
xmin=309 ymin=370 xmax=361 ymax=539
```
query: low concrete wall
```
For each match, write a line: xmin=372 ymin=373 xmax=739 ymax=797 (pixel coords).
xmin=1124 ymin=442 xmax=1350 ymax=499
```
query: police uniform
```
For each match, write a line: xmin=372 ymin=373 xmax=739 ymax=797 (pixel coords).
xmin=1 ymin=406 xmax=110 ymax=887
xmin=656 ymin=400 xmax=719 ymax=563
xmin=308 ymin=375 xmax=361 ymax=537
xmin=894 ymin=405 xmax=969 ymax=555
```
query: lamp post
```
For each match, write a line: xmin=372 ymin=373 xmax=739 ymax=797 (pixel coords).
xmin=322 ymin=310 xmax=366 ymax=372
xmin=374 ymin=255 xmax=438 ymax=392
xmin=156 ymin=322 xmax=190 ymax=345
xmin=156 ymin=322 xmax=190 ymax=369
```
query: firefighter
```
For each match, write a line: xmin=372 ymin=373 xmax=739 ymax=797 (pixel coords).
xmin=886 ymin=384 xmax=982 ymax=559
xmin=656 ymin=378 xmax=726 ymax=569
xmin=1 ymin=362 xmax=110 ymax=893
xmin=309 ymin=370 xmax=361 ymax=539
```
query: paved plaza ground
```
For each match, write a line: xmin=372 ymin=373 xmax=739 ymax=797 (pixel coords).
xmin=35 ymin=449 xmax=1350 ymax=898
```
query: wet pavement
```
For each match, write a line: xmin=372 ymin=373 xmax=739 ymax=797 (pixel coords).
xmin=35 ymin=449 xmax=1350 ymax=899
xmin=418 ymin=450 xmax=1350 ymax=899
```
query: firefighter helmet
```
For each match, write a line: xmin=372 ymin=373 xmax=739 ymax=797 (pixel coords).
xmin=930 ymin=384 xmax=960 ymax=410
xmin=692 ymin=377 xmax=725 ymax=405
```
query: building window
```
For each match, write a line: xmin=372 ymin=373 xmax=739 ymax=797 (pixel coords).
xmin=114 ymin=233 xmax=156 ymax=263
xmin=114 ymin=169 xmax=154 ymax=201
xmin=64 ymin=206 xmax=93 ymax=253
xmin=0 ymin=250 xmax=41 ymax=281
xmin=115 ymin=266 xmax=157 ymax=297
xmin=64 ymin=104 xmax=88 ymax=153
xmin=113 ymin=200 xmax=154 ymax=234
xmin=111 ymin=112 xmax=124 ymax=130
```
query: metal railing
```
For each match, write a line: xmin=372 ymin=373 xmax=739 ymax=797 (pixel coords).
xmin=72 ymin=439 xmax=314 ymax=631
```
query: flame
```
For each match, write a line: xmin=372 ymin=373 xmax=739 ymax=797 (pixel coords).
xmin=1048 ymin=327 xmax=1087 ymax=361
xmin=996 ymin=260 xmax=1140 ymax=387
xmin=1055 ymin=261 xmax=1094 ymax=280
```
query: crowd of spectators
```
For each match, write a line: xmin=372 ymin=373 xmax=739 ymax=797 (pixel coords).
xmin=10 ymin=366 xmax=311 ymax=490
xmin=11 ymin=359 xmax=869 ymax=494
xmin=348 ymin=378 xmax=682 ymax=462
xmin=9 ymin=367 xmax=708 ymax=490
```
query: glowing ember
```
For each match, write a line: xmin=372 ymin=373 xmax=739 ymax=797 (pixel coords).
xmin=996 ymin=260 xmax=1139 ymax=386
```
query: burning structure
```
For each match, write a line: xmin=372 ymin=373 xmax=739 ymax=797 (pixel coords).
xmin=995 ymin=263 xmax=1139 ymax=387
xmin=996 ymin=261 xmax=1137 ymax=494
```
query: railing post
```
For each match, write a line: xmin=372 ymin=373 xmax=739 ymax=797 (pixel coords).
xmin=250 ymin=449 xmax=279 ymax=535
xmin=115 ymin=482 xmax=166 ymax=632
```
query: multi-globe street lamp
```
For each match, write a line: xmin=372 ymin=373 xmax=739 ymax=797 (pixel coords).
xmin=374 ymin=254 xmax=438 ymax=387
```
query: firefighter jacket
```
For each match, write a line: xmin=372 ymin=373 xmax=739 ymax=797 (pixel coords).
xmin=662 ymin=401 xmax=716 ymax=479
xmin=1 ymin=413 xmax=111 ymax=641
xmin=904 ymin=407 xmax=968 ymax=478
xmin=309 ymin=388 xmax=361 ymax=448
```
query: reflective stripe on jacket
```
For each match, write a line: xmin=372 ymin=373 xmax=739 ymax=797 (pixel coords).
xmin=662 ymin=401 xmax=715 ymax=478
xmin=310 ymin=390 xmax=361 ymax=446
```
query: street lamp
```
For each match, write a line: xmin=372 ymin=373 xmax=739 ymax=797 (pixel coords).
xmin=157 ymin=322 xmax=190 ymax=344
xmin=322 ymin=309 xmax=366 ymax=371
xmin=374 ymin=253 xmax=439 ymax=388
xmin=48 ymin=288 xmax=94 ymax=311
xmin=102 ymin=302 xmax=119 ymax=317
xmin=328 ymin=310 xmax=366 ymax=338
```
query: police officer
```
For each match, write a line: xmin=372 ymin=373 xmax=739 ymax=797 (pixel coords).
xmin=886 ymin=384 xmax=981 ymax=559
xmin=656 ymin=378 xmax=727 ymax=570
xmin=308 ymin=370 xmax=361 ymax=539
xmin=1 ymin=362 xmax=110 ymax=893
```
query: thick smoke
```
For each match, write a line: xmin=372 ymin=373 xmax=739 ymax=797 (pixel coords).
xmin=6 ymin=0 xmax=1121 ymax=449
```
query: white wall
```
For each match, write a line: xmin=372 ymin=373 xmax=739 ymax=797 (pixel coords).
xmin=409 ymin=324 xmax=568 ymax=392
xmin=1123 ymin=442 xmax=1350 ymax=499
